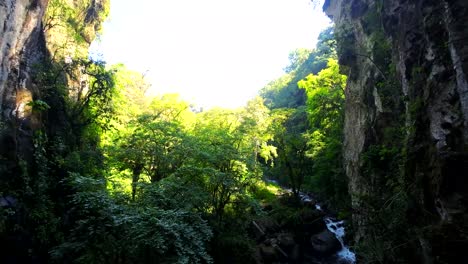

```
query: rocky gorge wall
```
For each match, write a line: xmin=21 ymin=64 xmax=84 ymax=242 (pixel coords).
xmin=0 ymin=0 xmax=108 ymax=173
xmin=0 ymin=1 xmax=108 ymax=261
xmin=0 ymin=0 xmax=49 ymax=168
xmin=324 ymin=0 xmax=468 ymax=262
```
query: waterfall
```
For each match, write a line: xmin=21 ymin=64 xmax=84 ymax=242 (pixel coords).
xmin=325 ymin=217 xmax=356 ymax=263
xmin=300 ymin=192 xmax=356 ymax=264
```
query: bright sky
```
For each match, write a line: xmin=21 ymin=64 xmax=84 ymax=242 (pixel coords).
xmin=90 ymin=0 xmax=331 ymax=109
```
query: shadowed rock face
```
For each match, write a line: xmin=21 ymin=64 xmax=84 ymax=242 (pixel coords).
xmin=325 ymin=0 xmax=468 ymax=262
xmin=0 ymin=1 xmax=108 ymax=262
xmin=0 ymin=0 xmax=108 ymax=171
xmin=0 ymin=0 xmax=48 ymax=172
xmin=0 ymin=0 xmax=48 ymax=112
xmin=0 ymin=0 xmax=51 ymax=114
xmin=310 ymin=229 xmax=342 ymax=255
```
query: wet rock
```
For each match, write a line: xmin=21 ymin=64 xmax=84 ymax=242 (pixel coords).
xmin=290 ymin=244 xmax=300 ymax=261
xmin=301 ymin=208 xmax=326 ymax=221
xmin=256 ymin=217 xmax=280 ymax=233
xmin=277 ymin=232 xmax=295 ymax=250
xmin=259 ymin=244 xmax=278 ymax=262
xmin=0 ymin=196 xmax=17 ymax=207
xmin=310 ymin=229 xmax=342 ymax=255
xmin=265 ymin=237 xmax=277 ymax=246
xmin=301 ymin=210 xmax=327 ymax=235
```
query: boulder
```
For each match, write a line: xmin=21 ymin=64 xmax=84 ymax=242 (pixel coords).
xmin=290 ymin=244 xmax=300 ymax=261
xmin=259 ymin=244 xmax=278 ymax=262
xmin=256 ymin=217 xmax=280 ymax=233
xmin=303 ymin=220 xmax=327 ymax=236
xmin=301 ymin=208 xmax=326 ymax=222
xmin=277 ymin=232 xmax=295 ymax=250
xmin=310 ymin=229 xmax=342 ymax=255
xmin=301 ymin=210 xmax=327 ymax=235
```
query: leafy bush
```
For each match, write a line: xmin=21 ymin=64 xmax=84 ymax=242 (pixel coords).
xmin=51 ymin=174 xmax=213 ymax=264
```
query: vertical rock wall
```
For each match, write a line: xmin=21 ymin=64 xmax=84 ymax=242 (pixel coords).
xmin=0 ymin=0 xmax=108 ymax=261
xmin=325 ymin=0 xmax=468 ymax=262
xmin=0 ymin=0 xmax=48 ymax=110
xmin=0 ymin=0 xmax=48 ymax=167
xmin=0 ymin=0 xmax=108 ymax=168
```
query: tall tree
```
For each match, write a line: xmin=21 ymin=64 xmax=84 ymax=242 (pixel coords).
xmin=269 ymin=107 xmax=312 ymax=197
xmin=298 ymin=59 xmax=349 ymax=207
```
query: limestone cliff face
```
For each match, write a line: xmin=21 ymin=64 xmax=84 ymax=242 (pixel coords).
xmin=0 ymin=0 xmax=48 ymax=109
xmin=0 ymin=0 xmax=48 ymax=163
xmin=325 ymin=0 xmax=468 ymax=262
xmin=0 ymin=0 xmax=108 ymax=260
xmin=0 ymin=0 xmax=108 ymax=169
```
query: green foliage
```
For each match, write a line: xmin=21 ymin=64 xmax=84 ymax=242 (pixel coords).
xmin=2 ymin=3 xmax=361 ymax=262
xmin=65 ymin=59 xmax=116 ymax=130
xmin=108 ymin=64 xmax=150 ymax=122
xmin=316 ymin=27 xmax=337 ymax=59
xmin=44 ymin=0 xmax=110 ymax=57
xmin=260 ymin=27 xmax=336 ymax=109
xmin=0 ymin=3 xmax=116 ymax=258
xmin=27 ymin=100 xmax=51 ymax=112
xmin=299 ymin=59 xmax=346 ymax=131
xmin=259 ymin=27 xmax=350 ymax=213
xmin=106 ymin=93 xmax=195 ymax=200
xmin=298 ymin=59 xmax=349 ymax=209
xmin=362 ymin=145 xmax=401 ymax=179
xmin=33 ymin=58 xmax=116 ymax=140
xmin=138 ymin=174 xmax=210 ymax=212
xmin=362 ymin=2 xmax=383 ymax=34
xmin=51 ymin=173 xmax=213 ymax=264
xmin=248 ymin=181 xmax=281 ymax=204
xmin=334 ymin=23 xmax=355 ymax=66
xmin=101 ymin=93 xmax=275 ymax=262
xmin=283 ymin=48 xmax=313 ymax=73
xmin=353 ymin=189 xmax=409 ymax=264
xmin=267 ymin=107 xmax=312 ymax=197
xmin=190 ymin=102 xmax=271 ymax=219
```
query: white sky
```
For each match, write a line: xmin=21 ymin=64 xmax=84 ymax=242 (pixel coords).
xmin=90 ymin=0 xmax=331 ymax=109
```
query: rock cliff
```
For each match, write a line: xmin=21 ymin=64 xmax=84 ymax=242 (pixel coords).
xmin=0 ymin=0 xmax=108 ymax=172
xmin=0 ymin=0 xmax=48 ymax=167
xmin=0 ymin=0 xmax=108 ymax=261
xmin=325 ymin=0 xmax=468 ymax=262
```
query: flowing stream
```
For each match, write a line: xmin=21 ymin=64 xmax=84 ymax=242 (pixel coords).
xmin=267 ymin=180 xmax=356 ymax=263
xmin=301 ymin=192 xmax=356 ymax=264
xmin=324 ymin=217 xmax=356 ymax=263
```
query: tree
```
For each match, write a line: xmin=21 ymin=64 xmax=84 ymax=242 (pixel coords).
xmin=298 ymin=59 xmax=349 ymax=207
xmin=298 ymin=59 xmax=345 ymax=134
xmin=109 ymin=64 xmax=150 ymax=122
xmin=108 ymin=94 xmax=194 ymax=200
xmin=283 ymin=48 xmax=313 ymax=73
xmin=260 ymin=27 xmax=336 ymax=109
xmin=191 ymin=108 xmax=249 ymax=221
xmin=51 ymin=174 xmax=213 ymax=264
xmin=269 ymin=107 xmax=313 ymax=198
